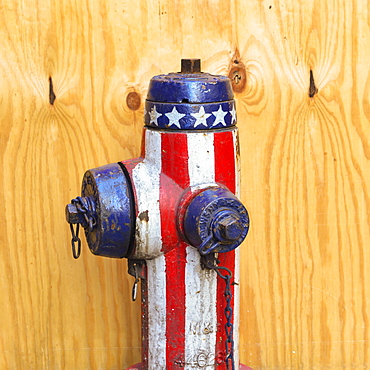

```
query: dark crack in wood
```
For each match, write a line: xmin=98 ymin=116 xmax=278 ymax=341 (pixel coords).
xmin=309 ymin=70 xmax=318 ymax=98
xmin=49 ymin=77 xmax=56 ymax=105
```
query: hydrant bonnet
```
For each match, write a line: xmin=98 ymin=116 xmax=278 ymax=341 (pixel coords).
xmin=145 ymin=59 xmax=236 ymax=130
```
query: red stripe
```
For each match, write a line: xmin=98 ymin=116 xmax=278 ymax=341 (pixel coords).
xmin=214 ymin=130 xmax=236 ymax=366
xmin=160 ymin=132 xmax=189 ymax=368
xmin=214 ymin=130 xmax=236 ymax=192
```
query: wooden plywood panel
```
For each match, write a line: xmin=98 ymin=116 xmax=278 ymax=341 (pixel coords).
xmin=0 ymin=0 xmax=370 ymax=369
xmin=236 ymin=0 xmax=370 ymax=368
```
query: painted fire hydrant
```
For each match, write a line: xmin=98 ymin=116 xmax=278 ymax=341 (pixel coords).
xmin=66 ymin=59 xmax=250 ymax=370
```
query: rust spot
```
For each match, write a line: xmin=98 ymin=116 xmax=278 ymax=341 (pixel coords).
xmin=228 ymin=59 xmax=247 ymax=93
xmin=126 ymin=91 xmax=141 ymax=111
xmin=138 ymin=210 xmax=149 ymax=222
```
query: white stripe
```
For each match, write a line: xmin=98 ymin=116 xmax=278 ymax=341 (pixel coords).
xmin=185 ymin=132 xmax=217 ymax=368
xmin=131 ymin=129 xmax=165 ymax=366
xmin=232 ymin=128 xmax=241 ymax=197
xmin=147 ymin=255 xmax=167 ymax=369
xmin=187 ymin=131 xmax=216 ymax=189
xmin=131 ymin=129 xmax=162 ymax=259
xmin=185 ymin=247 xmax=217 ymax=368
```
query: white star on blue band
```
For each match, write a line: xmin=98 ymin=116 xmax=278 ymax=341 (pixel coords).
xmin=212 ymin=105 xmax=228 ymax=127
xmin=230 ymin=105 xmax=237 ymax=124
xmin=165 ymin=107 xmax=186 ymax=128
xmin=191 ymin=106 xmax=212 ymax=128
xmin=149 ymin=106 xmax=162 ymax=126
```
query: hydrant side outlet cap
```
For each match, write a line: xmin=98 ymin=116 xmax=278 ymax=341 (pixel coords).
xmin=81 ymin=163 xmax=135 ymax=258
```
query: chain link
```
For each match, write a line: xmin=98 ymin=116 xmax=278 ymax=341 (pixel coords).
xmin=131 ymin=263 xmax=140 ymax=301
xmin=70 ymin=223 xmax=81 ymax=259
xmin=201 ymin=256 xmax=235 ymax=370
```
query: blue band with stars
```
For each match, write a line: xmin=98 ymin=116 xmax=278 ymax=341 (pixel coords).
xmin=144 ymin=100 xmax=236 ymax=130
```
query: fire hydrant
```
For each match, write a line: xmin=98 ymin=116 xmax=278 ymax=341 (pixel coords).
xmin=66 ymin=59 xmax=250 ymax=370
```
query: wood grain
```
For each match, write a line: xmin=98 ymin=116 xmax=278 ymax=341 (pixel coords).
xmin=0 ymin=0 xmax=370 ymax=368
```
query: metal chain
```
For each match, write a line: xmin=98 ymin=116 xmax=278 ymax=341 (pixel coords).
xmin=222 ymin=272 xmax=235 ymax=370
xmin=201 ymin=256 xmax=235 ymax=370
xmin=68 ymin=197 xmax=96 ymax=259
xmin=71 ymin=196 xmax=96 ymax=231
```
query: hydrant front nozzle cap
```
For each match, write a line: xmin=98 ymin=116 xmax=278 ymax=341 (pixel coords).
xmin=183 ymin=187 xmax=249 ymax=254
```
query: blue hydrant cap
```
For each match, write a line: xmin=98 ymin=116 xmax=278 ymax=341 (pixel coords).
xmin=145 ymin=59 xmax=236 ymax=130
xmin=147 ymin=63 xmax=233 ymax=103
xmin=183 ymin=187 xmax=249 ymax=254
xmin=81 ymin=163 xmax=135 ymax=258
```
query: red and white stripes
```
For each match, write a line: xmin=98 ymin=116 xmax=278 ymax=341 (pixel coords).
xmin=123 ymin=127 xmax=240 ymax=369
